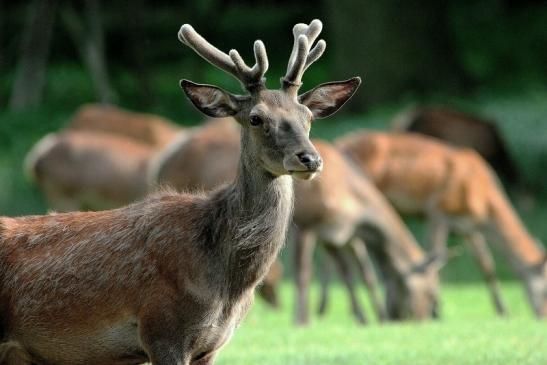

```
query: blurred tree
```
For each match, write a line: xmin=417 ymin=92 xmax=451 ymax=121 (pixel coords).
xmin=326 ymin=0 xmax=468 ymax=109
xmin=61 ymin=0 xmax=116 ymax=104
xmin=9 ymin=0 xmax=57 ymax=111
xmin=0 ymin=0 xmax=3 ymax=73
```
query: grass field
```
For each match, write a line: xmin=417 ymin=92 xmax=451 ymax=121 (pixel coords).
xmin=216 ymin=283 xmax=546 ymax=365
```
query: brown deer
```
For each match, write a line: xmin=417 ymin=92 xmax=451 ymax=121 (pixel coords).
xmin=337 ymin=131 xmax=547 ymax=318
xmin=293 ymin=141 xmax=441 ymax=324
xmin=149 ymin=119 xmax=440 ymax=324
xmin=24 ymin=103 xmax=186 ymax=212
xmin=392 ymin=106 xmax=519 ymax=186
xmin=24 ymin=130 xmax=160 ymax=211
xmin=0 ymin=19 xmax=360 ymax=364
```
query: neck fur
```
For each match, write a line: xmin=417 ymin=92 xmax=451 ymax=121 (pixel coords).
xmin=207 ymin=128 xmax=293 ymax=298
xmin=487 ymin=188 xmax=544 ymax=274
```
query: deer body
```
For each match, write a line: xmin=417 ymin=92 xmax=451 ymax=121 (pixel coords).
xmin=67 ymin=103 xmax=182 ymax=148
xmin=25 ymin=131 xmax=157 ymax=211
xmin=337 ymin=131 xmax=547 ymax=317
xmin=392 ymin=106 xmax=519 ymax=185
xmin=2 ymin=20 xmax=360 ymax=364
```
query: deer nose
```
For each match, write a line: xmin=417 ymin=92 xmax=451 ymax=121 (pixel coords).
xmin=296 ymin=151 xmax=322 ymax=171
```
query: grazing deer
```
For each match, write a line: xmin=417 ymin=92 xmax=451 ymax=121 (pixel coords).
xmin=293 ymin=140 xmax=440 ymax=324
xmin=392 ymin=106 xmax=519 ymax=186
xmin=149 ymin=119 xmax=439 ymax=324
xmin=67 ymin=103 xmax=183 ymax=148
xmin=24 ymin=130 xmax=159 ymax=212
xmin=0 ymin=20 xmax=360 ymax=364
xmin=24 ymin=103 xmax=185 ymax=212
xmin=337 ymin=131 xmax=547 ymax=318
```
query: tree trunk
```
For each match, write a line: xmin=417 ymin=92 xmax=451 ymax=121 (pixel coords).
xmin=61 ymin=0 xmax=116 ymax=104
xmin=9 ymin=0 xmax=57 ymax=111
xmin=325 ymin=0 xmax=467 ymax=110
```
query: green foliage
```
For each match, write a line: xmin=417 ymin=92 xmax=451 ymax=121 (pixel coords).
xmin=217 ymin=283 xmax=547 ymax=365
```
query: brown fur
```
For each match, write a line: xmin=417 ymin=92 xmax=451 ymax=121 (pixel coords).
xmin=337 ymin=131 xmax=547 ymax=318
xmin=25 ymin=131 xmax=157 ymax=212
xmin=67 ymin=103 xmax=182 ymax=147
xmin=392 ymin=106 xmax=519 ymax=185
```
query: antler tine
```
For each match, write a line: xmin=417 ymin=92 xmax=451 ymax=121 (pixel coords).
xmin=282 ymin=19 xmax=326 ymax=90
xmin=178 ymin=24 xmax=268 ymax=91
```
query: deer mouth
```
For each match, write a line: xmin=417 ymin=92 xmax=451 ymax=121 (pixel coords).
xmin=289 ymin=167 xmax=322 ymax=180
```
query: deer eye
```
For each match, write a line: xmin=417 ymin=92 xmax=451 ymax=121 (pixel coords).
xmin=249 ymin=115 xmax=263 ymax=126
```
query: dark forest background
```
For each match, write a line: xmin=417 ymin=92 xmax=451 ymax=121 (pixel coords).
xmin=2 ymin=0 xmax=546 ymax=115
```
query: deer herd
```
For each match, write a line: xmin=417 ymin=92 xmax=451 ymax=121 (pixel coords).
xmin=0 ymin=19 xmax=545 ymax=365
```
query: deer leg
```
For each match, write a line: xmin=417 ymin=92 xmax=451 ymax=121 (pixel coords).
xmin=426 ymin=214 xmax=449 ymax=256
xmin=317 ymin=247 xmax=333 ymax=317
xmin=294 ymin=228 xmax=316 ymax=326
xmin=465 ymin=231 xmax=507 ymax=316
xmin=324 ymin=244 xmax=368 ymax=325
xmin=349 ymin=237 xmax=388 ymax=322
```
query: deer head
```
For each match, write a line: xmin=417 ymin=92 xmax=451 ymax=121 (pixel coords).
xmin=178 ymin=19 xmax=360 ymax=180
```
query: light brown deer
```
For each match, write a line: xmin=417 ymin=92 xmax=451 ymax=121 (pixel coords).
xmin=24 ymin=130 xmax=159 ymax=211
xmin=24 ymin=103 xmax=185 ymax=212
xmin=149 ymin=119 xmax=440 ymax=324
xmin=337 ymin=131 xmax=547 ymax=318
xmin=0 ymin=19 xmax=360 ymax=364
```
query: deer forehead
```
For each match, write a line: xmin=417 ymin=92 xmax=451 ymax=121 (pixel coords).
xmin=251 ymin=91 xmax=312 ymax=122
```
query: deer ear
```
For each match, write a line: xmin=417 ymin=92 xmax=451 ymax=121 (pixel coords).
xmin=180 ymin=80 xmax=245 ymax=118
xmin=298 ymin=77 xmax=361 ymax=119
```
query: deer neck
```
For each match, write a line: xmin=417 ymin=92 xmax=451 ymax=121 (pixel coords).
xmin=208 ymin=127 xmax=293 ymax=299
xmin=487 ymin=189 xmax=544 ymax=275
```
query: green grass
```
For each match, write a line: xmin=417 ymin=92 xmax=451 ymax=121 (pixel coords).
xmin=216 ymin=282 xmax=546 ymax=365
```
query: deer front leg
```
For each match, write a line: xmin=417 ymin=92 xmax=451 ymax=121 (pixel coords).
xmin=349 ymin=237 xmax=388 ymax=322
xmin=465 ymin=231 xmax=507 ymax=316
xmin=294 ymin=228 xmax=316 ymax=326
xmin=323 ymin=244 xmax=368 ymax=325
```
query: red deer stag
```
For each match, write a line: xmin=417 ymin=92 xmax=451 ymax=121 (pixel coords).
xmin=0 ymin=20 xmax=360 ymax=364
xmin=150 ymin=119 xmax=440 ymax=324
xmin=25 ymin=123 xmax=281 ymax=308
xmin=337 ymin=131 xmax=547 ymax=318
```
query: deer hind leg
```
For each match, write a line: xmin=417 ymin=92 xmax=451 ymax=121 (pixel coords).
xmin=323 ymin=244 xmax=368 ymax=325
xmin=294 ymin=228 xmax=316 ymax=326
xmin=426 ymin=213 xmax=449 ymax=256
xmin=349 ymin=237 xmax=388 ymax=322
xmin=466 ymin=231 xmax=507 ymax=316
xmin=317 ymin=246 xmax=333 ymax=317
xmin=0 ymin=341 xmax=32 ymax=365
